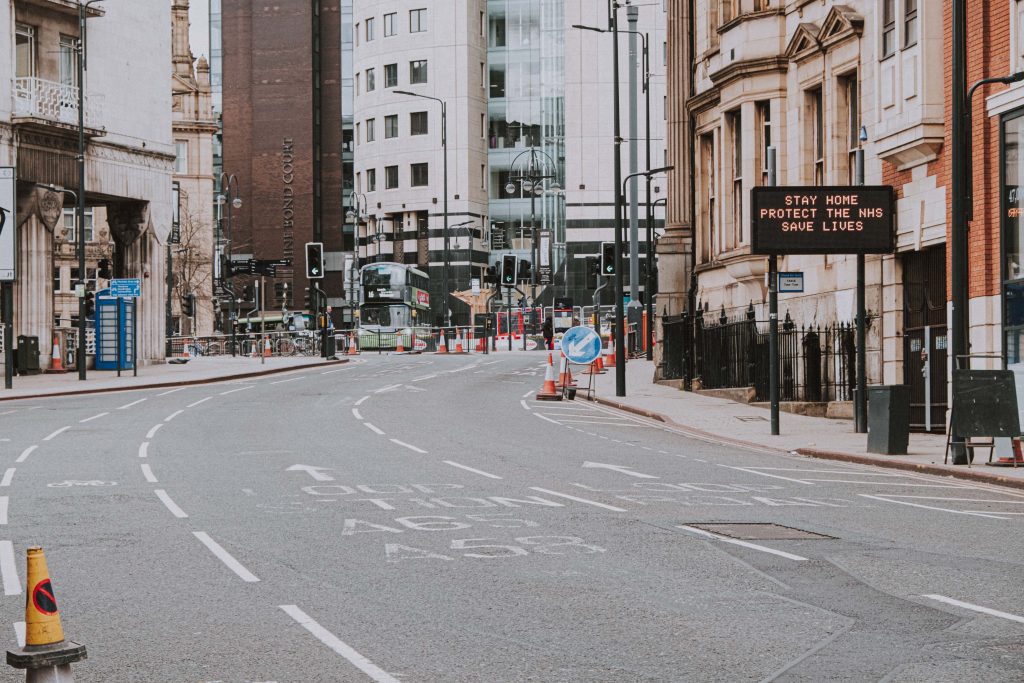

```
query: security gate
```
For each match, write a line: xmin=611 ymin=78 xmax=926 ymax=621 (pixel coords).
xmin=902 ymin=247 xmax=947 ymax=432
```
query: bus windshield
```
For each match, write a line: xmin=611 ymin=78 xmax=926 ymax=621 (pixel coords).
xmin=362 ymin=264 xmax=407 ymax=288
xmin=361 ymin=305 xmax=409 ymax=327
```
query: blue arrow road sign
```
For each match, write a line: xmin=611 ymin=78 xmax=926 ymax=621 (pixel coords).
xmin=109 ymin=278 xmax=141 ymax=298
xmin=561 ymin=326 xmax=603 ymax=365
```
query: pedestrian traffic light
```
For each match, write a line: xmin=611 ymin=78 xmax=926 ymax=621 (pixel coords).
xmin=517 ymin=259 xmax=532 ymax=283
xmin=97 ymin=259 xmax=111 ymax=280
xmin=500 ymin=254 xmax=517 ymax=286
xmin=305 ymin=242 xmax=325 ymax=279
xmin=84 ymin=291 xmax=95 ymax=318
xmin=600 ymin=242 xmax=616 ymax=276
xmin=182 ymin=293 xmax=195 ymax=317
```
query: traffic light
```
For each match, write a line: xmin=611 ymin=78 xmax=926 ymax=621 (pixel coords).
xmin=500 ymin=254 xmax=517 ymax=286
xmin=243 ymin=284 xmax=254 ymax=302
xmin=587 ymin=256 xmax=600 ymax=277
xmin=484 ymin=265 xmax=498 ymax=285
xmin=517 ymin=259 xmax=532 ymax=283
xmin=181 ymin=293 xmax=195 ymax=317
xmin=600 ymin=242 xmax=616 ymax=276
xmin=305 ymin=242 xmax=325 ymax=279
xmin=303 ymin=287 xmax=311 ymax=309
xmin=84 ymin=291 xmax=95 ymax=318
xmin=97 ymin=259 xmax=111 ymax=280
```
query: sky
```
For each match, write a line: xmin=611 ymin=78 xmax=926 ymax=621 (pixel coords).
xmin=189 ymin=1 xmax=210 ymax=61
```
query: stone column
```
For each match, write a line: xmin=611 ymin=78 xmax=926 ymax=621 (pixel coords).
xmin=13 ymin=215 xmax=53 ymax=368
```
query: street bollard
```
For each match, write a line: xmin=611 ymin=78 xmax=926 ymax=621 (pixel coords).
xmin=6 ymin=547 xmax=87 ymax=682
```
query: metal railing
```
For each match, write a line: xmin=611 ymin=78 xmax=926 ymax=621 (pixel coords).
xmin=13 ymin=77 xmax=102 ymax=127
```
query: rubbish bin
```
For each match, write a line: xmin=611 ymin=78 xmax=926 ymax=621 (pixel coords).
xmin=867 ymin=385 xmax=911 ymax=455
xmin=16 ymin=336 xmax=40 ymax=375
xmin=325 ymin=333 xmax=337 ymax=358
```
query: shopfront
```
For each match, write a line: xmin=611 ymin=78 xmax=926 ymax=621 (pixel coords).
xmin=1003 ymin=107 xmax=1024 ymax=363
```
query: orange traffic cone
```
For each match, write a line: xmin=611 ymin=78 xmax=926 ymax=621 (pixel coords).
xmin=347 ymin=335 xmax=359 ymax=355
xmin=535 ymin=354 xmax=562 ymax=401
xmin=396 ymin=336 xmax=405 ymax=353
xmin=6 ymin=547 xmax=87 ymax=677
xmin=263 ymin=336 xmax=272 ymax=358
xmin=455 ymin=329 xmax=465 ymax=353
xmin=557 ymin=354 xmax=576 ymax=388
xmin=437 ymin=331 xmax=449 ymax=354
xmin=50 ymin=335 xmax=63 ymax=372
xmin=605 ymin=336 xmax=616 ymax=368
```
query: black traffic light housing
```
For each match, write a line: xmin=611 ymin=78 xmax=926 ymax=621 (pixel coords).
xmin=500 ymin=254 xmax=517 ymax=286
xmin=84 ymin=291 xmax=95 ymax=318
xmin=484 ymin=265 xmax=498 ymax=285
xmin=182 ymin=293 xmax=195 ymax=317
xmin=600 ymin=242 xmax=616 ymax=276
xmin=305 ymin=242 xmax=325 ymax=279
xmin=587 ymin=256 xmax=600 ymax=277
xmin=97 ymin=259 xmax=111 ymax=280
xmin=517 ymin=259 xmax=532 ymax=283
xmin=243 ymin=284 xmax=255 ymax=302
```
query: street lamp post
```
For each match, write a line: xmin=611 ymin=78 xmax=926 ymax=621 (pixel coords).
xmin=394 ymin=90 xmax=448 ymax=326
xmin=216 ymin=173 xmax=242 ymax=356
xmin=649 ymin=197 xmax=667 ymax=361
xmin=504 ymin=149 xmax=559 ymax=305
xmin=345 ymin=192 xmax=367 ymax=326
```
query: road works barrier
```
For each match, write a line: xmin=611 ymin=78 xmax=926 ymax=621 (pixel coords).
xmin=6 ymin=547 xmax=86 ymax=682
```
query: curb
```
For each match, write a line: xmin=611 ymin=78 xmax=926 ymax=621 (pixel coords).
xmin=0 ymin=358 xmax=349 ymax=402
xmin=589 ymin=394 xmax=1024 ymax=492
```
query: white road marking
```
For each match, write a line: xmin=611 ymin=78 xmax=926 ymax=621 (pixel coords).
xmin=719 ymin=465 xmax=815 ymax=485
xmin=354 ymin=396 xmax=370 ymax=406
xmin=875 ymin=495 xmax=1024 ymax=504
xmin=193 ymin=532 xmax=260 ymax=583
xmin=0 ymin=410 xmax=16 ymax=416
xmin=522 ymin=390 xmax=535 ymax=398
xmin=157 ymin=387 xmax=186 ymax=396
xmin=164 ymin=410 xmax=184 ymax=423
xmin=79 ymin=412 xmax=109 ymax=423
xmin=352 ymin=408 xmax=363 ymax=420
xmin=533 ymin=413 xmax=562 ymax=426
xmin=154 ymin=489 xmax=189 ymax=518
xmin=0 ymin=498 xmax=8 ymax=525
xmin=921 ymin=594 xmax=1024 ymax=624
xmin=0 ymin=541 xmax=20 ymax=595
xmin=271 ymin=377 xmax=304 ymax=385
xmin=140 ymin=464 xmax=158 ymax=483
xmin=583 ymin=462 xmax=659 ymax=479
xmin=411 ymin=375 xmax=437 ymax=382
xmin=15 ymin=446 xmax=36 ymax=464
xmin=42 ymin=426 xmax=70 ymax=441
xmin=321 ymin=367 xmax=352 ymax=374
xmin=0 ymin=469 xmax=15 ymax=488
xmin=528 ymin=487 xmax=628 ymax=512
xmin=138 ymin=442 xmax=150 ymax=458
xmin=679 ymin=525 xmax=808 ymax=561
xmin=13 ymin=622 xmax=24 ymax=648
xmin=279 ymin=605 xmax=398 ymax=682
xmin=219 ymin=386 xmax=254 ymax=396
xmin=286 ymin=465 xmax=335 ymax=482
xmin=375 ymin=384 xmax=403 ymax=393
xmin=363 ymin=423 xmax=385 ymax=435
xmin=187 ymin=397 xmax=213 ymax=408
xmin=443 ymin=461 xmax=503 ymax=479
xmin=519 ymin=400 xmax=531 ymax=411
xmin=117 ymin=398 xmax=148 ymax=410
xmin=556 ymin=419 xmax=644 ymax=426
xmin=390 ymin=439 xmax=427 ymax=454
xmin=858 ymin=494 xmax=1011 ymax=520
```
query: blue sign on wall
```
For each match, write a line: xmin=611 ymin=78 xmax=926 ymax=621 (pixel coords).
xmin=561 ymin=326 xmax=603 ymax=365
xmin=109 ymin=278 xmax=141 ymax=298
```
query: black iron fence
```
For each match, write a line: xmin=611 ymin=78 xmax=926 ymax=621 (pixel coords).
xmin=661 ymin=312 xmax=861 ymax=403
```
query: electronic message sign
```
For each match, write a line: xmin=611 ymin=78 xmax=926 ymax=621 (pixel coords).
xmin=751 ymin=186 xmax=895 ymax=255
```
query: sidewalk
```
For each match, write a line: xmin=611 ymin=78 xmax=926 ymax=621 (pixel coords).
xmin=590 ymin=358 xmax=1024 ymax=490
xmin=0 ymin=355 xmax=347 ymax=401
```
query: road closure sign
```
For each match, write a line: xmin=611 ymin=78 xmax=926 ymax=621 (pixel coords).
xmin=751 ymin=186 xmax=895 ymax=255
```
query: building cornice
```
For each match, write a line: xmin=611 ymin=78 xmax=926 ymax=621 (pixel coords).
xmin=708 ymin=56 xmax=788 ymax=89
xmin=717 ymin=7 xmax=785 ymax=35
xmin=686 ymin=87 xmax=721 ymax=116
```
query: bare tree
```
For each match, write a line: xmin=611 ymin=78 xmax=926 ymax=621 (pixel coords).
xmin=173 ymin=189 xmax=213 ymax=334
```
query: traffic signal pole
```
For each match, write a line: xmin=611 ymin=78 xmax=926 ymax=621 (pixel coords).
xmin=611 ymin=1 xmax=626 ymax=396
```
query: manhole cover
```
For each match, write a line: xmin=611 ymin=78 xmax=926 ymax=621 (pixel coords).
xmin=686 ymin=523 xmax=833 ymax=540
xmin=735 ymin=415 xmax=768 ymax=422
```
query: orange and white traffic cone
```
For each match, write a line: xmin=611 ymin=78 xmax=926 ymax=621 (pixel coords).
xmin=437 ymin=331 xmax=449 ymax=354
xmin=455 ymin=329 xmax=465 ymax=353
xmin=395 ymin=336 xmax=405 ymax=353
xmin=49 ymin=335 xmax=63 ymax=372
xmin=347 ymin=335 xmax=359 ymax=355
xmin=557 ymin=354 xmax=576 ymax=388
xmin=535 ymin=353 xmax=562 ymax=401
xmin=6 ymin=547 xmax=87 ymax=679
xmin=605 ymin=336 xmax=616 ymax=368
xmin=263 ymin=336 xmax=272 ymax=358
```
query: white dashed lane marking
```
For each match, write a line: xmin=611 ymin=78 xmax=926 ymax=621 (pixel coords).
xmin=363 ymin=423 xmax=385 ymax=436
xmin=42 ymin=426 xmax=70 ymax=441
xmin=194 ymin=532 xmax=259 ymax=583
xmin=155 ymin=489 xmax=189 ymax=519
xmin=79 ymin=412 xmax=109 ymax=423
xmin=389 ymin=439 xmax=427 ymax=454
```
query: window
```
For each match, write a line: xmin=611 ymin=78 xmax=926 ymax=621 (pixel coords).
xmin=384 ymin=12 xmax=396 ymax=37
xmin=754 ymin=0 xmax=771 ymax=9
xmin=365 ymin=17 xmax=375 ymax=41
xmin=410 ymin=60 xmax=428 ymax=84
xmin=385 ymin=165 xmax=399 ymax=189
xmin=384 ymin=63 xmax=398 ymax=88
xmin=367 ymin=168 xmax=377 ymax=192
xmin=728 ymin=110 xmax=743 ymax=247
xmin=59 ymin=35 xmax=78 ymax=88
xmin=809 ymin=88 xmax=825 ymax=185
xmin=15 ymin=24 xmax=35 ymax=78
xmin=62 ymin=206 xmax=94 ymax=242
xmin=700 ymin=134 xmax=716 ymax=261
xmin=904 ymin=0 xmax=918 ymax=48
xmin=411 ymin=163 xmax=429 ymax=187
xmin=490 ymin=15 xmax=506 ymax=47
xmin=410 ymin=8 xmax=427 ymax=33
xmin=366 ymin=67 xmax=375 ymax=92
xmin=174 ymin=140 xmax=188 ymax=174
xmin=366 ymin=118 xmax=375 ymax=142
xmin=490 ymin=68 xmax=505 ymax=97
xmin=53 ymin=267 xmax=63 ymax=293
xmin=843 ymin=75 xmax=860 ymax=185
xmin=385 ymin=114 xmax=398 ymax=139
xmin=410 ymin=111 xmax=428 ymax=135
xmin=70 ymin=266 xmax=97 ymax=292
xmin=721 ymin=0 xmax=738 ymax=24
xmin=882 ymin=0 xmax=896 ymax=58
xmin=756 ymin=101 xmax=772 ymax=186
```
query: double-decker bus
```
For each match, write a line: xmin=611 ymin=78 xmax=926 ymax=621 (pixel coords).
xmin=358 ymin=262 xmax=431 ymax=349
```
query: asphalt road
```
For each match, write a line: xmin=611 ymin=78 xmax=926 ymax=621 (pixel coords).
xmin=1 ymin=353 xmax=1023 ymax=682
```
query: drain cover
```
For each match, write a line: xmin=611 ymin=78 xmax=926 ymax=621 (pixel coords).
xmin=686 ymin=523 xmax=833 ymax=540
xmin=735 ymin=415 xmax=768 ymax=422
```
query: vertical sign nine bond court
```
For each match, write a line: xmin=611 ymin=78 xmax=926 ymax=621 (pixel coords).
xmin=751 ymin=187 xmax=896 ymax=255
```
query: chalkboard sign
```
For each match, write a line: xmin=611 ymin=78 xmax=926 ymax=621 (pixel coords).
xmin=950 ymin=370 xmax=1021 ymax=437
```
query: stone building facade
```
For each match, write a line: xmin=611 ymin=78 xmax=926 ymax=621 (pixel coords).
xmin=1 ymin=0 xmax=174 ymax=368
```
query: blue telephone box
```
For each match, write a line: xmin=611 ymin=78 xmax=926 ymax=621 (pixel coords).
xmin=95 ymin=290 xmax=135 ymax=371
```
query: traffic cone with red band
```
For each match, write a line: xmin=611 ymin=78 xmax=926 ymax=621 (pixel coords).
xmin=437 ymin=331 xmax=449 ymax=354
xmin=557 ymin=354 xmax=576 ymax=388
xmin=604 ymin=336 xmax=616 ymax=368
xmin=455 ymin=329 xmax=465 ymax=353
xmin=7 ymin=546 xmax=87 ymax=679
xmin=347 ymin=335 xmax=359 ymax=355
xmin=50 ymin=335 xmax=63 ymax=372
xmin=535 ymin=353 xmax=562 ymax=401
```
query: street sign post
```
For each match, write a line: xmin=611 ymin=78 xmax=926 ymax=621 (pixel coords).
xmin=561 ymin=325 xmax=603 ymax=365
xmin=778 ymin=272 xmax=804 ymax=293
xmin=1 ymin=168 xmax=14 ymax=390
xmin=109 ymin=278 xmax=142 ymax=299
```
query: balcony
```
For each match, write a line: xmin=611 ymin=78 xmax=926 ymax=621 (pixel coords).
xmin=12 ymin=77 xmax=103 ymax=134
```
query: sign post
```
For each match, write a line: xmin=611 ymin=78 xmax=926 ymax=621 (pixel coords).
xmin=766 ymin=149 xmax=779 ymax=436
xmin=0 ymin=168 xmax=15 ymax=390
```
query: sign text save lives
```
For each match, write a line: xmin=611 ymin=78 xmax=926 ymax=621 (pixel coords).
xmin=751 ymin=186 xmax=895 ymax=255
